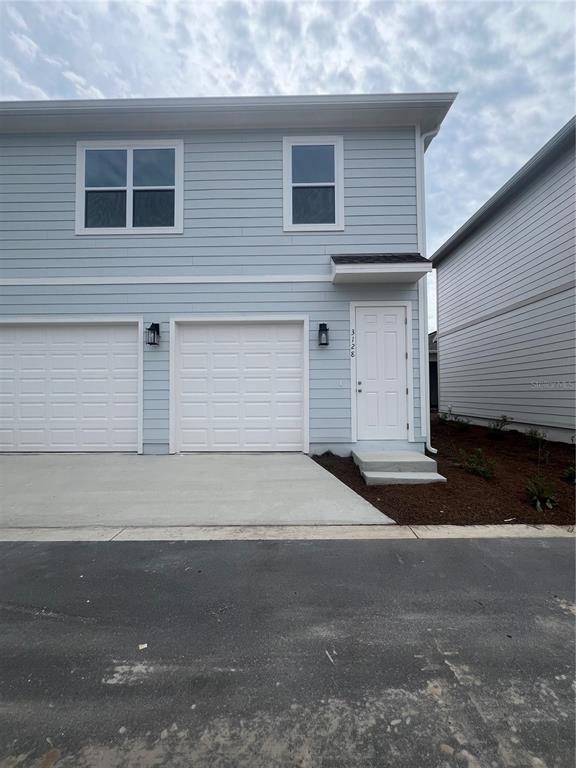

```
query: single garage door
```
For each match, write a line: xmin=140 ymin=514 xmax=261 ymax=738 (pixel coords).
xmin=175 ymin=321 xmax=305 ymax=451
xmin=0 ymin=323 xmax=139 ymax=452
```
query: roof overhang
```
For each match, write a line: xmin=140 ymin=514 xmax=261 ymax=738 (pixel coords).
xmin=0 ymin=93 xmax=457 ymax=139
xmin=331 ymin=254 xmax=432 ymax=283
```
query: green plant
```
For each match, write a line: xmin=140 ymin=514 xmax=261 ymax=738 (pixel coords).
xmin=439 ymin=407 xmax=470 ymax=431
xmin=488 ymin=414 xmax=513 ymax=438
xmin=456 ymin=448 xmax=495 ymax=479
xmin=526 ymin=476 xmax=558 ymax=512
xmin=562 ymin=464 xmax=576 ymax=483
xmin=526 ymin=428 xmax=547 ymax=448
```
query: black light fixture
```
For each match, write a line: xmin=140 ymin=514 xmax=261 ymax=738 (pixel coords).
xmin=318 ymin=323 xmax=329 ymax=346
xmin=146 ymin=323 xmax=160 ymax=346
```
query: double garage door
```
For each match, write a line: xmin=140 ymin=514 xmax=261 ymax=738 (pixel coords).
xmin=0 ymin=320 xmax=305 ymax=453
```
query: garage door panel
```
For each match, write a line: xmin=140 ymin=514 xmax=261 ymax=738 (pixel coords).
xmin=0 ymin=403 xmax=15 ymax=418
xmin=0 ymin=324 xmax=139 ymax=452
xmin=176 ymin=322 xmax=305 ymax=452
xmin=244 ymin=377 xmax=272 ymax=394
xmin=213 ymin=353 xmax=241 ymax=367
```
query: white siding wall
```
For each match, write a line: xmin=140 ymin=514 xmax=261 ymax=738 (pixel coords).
xmin=0 ymin=127 xmax=425 ymax=453
xmin=437 ymin=144 xmax=575 ymax=437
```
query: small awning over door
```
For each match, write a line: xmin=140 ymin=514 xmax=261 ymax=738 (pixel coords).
xmin=331 ymin=253 xmax=432 ymax=283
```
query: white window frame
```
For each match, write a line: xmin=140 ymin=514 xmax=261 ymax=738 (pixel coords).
xmin=75 ymin=139 xmax=184 ymax=235
xmin=282 ymin=136 xmax=344 ymax=232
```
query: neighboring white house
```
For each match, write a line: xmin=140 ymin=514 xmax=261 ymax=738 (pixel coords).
xmin=432 ymin=117 xmax=575 ymax=443
xmin=0 ymin=93 xmax=455 ymax=458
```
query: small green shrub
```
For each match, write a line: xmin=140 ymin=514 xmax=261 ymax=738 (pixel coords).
xmin=488 ymin=414 xmax=513 ymax=438
xmin=439 ymin=407 xmax=470 ymax=431
xmin=562 ymin=464 xmax=576 ymax=483
xmin=526 ymin=476 xmax=558 ymax=512
xmin=456 ymin=448 xmax=495 ymax=479
xmin=526 ymin=428 xmax=547 ymax=448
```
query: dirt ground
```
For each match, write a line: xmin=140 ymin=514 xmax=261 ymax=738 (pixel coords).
xmin=314 ymin=418 xmax=575 ymax=525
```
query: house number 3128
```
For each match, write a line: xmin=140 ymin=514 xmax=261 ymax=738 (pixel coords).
xmin=350 ymin=328 xmax=355 ymax=358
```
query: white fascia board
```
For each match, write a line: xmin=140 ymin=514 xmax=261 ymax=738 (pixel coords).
xmin=0 ymin=93 xmax=457 ymax=135
xmin=332 ymin=263 xmax=432 ymax=283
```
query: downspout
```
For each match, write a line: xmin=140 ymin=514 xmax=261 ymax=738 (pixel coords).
xmin=417 ymin=127 xmax=439 ymax=454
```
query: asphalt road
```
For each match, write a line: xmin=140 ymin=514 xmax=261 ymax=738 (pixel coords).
xmin=0 ymin=538 xmax=574 ymax=768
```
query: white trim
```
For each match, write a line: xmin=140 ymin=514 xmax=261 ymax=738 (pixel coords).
xmin=417 ymin=125 xmax=439 ymax=452
xmin=331 ymin=262 xmax=432 ymax=283
xmin=0 ymin=316 xmax=142 ymax=325
xmin=75 ymin=140 xmax=184 ymax=236
xmin=169 ymin=318 xmax=176 ymax=455
xmin=137 ymin=317 xmax=144 ymax=455
xmin=349 ymin=301 xmax=414 ymax=443
xmin=169 ymin=315 xmax=310 ymax=455
xmin=0 ymin=315 xmax=144 ymax=455
xmin=415 ymin=124 xmax=425 ymax=255
xmin=0 ymin=274 xmax=332 ymax=286
xmin=418 ymin=277 xmax=428 ymax=441
xmin=415 ymin=124 xmax=428 ymax=440
xmin=282 ymin=136 xmax=344 ymax=232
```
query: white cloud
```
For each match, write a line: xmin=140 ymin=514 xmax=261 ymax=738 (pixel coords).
xmin=62 ymin=70 xmax=105 ymax=99
xmin=9 ymin=31 xmax=38 ymax=59
xmin=0 ymin=55 xmax=48 ymax=99
xmin=3 ymin=3 xmax=28 ymax=31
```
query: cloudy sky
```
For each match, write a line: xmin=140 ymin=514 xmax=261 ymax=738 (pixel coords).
xmin=1 ymin=0 xmax=574 ymax=323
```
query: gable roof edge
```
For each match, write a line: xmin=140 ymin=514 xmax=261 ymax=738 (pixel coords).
xmin=431 ymin=116 xmax=575 ymax=265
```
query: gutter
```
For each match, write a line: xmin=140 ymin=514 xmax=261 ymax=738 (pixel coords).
xmin=418 ymin=127 xmax=440 ymax=455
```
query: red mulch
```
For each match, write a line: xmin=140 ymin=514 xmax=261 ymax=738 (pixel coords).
xmin=314 ymin=418 xmax=575 ymax=525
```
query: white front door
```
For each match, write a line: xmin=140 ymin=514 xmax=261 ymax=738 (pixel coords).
xmin=355 ymin=306 xmax=408 ymax=440
xmin=174 ymin=321 xmax=305 ymax=452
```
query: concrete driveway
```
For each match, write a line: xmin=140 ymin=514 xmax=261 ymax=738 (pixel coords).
xmin=0 ymin=454 xmax=391 ymax=527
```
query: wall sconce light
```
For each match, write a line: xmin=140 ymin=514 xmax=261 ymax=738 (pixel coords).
xmin=146 ymin=323 xmax=160 ymax=346
xmin=318 ymin=323 xmax=329 ymax=346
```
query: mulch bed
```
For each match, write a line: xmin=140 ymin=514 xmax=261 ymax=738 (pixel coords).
xmin=314 ymin=418 xmax=575 ymax=525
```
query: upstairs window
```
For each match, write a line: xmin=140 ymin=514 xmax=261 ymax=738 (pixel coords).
xmin=76 ymin=140 xmax=183 ymax=234
xmin=283 ymin=136 xmax=344 ymax=231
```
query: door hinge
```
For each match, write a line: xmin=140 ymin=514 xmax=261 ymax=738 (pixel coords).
xmin=406 ymin=387 xmax=409 ymax=395
xmin=404 ymin=317 xmax=407 ymax=325
xmin=405 ymin=352 xmax=408 ymax=360
xmin=407 ymin=423 xmax=410 ymax=430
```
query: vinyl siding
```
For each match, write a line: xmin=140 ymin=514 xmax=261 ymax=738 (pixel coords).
xmin=0 ymin=129 xmax=417 ymax=279
xmin=0 ymin=282 xmax=423 ymax=450
xmin=0 ymin=126 xmax=424 ymax=452
xmin=437 ymin=142 xmax=576 ymax=435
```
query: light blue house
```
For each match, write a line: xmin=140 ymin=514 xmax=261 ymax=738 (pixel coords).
xmin=0 ymin=93 xmax=454 ymax=476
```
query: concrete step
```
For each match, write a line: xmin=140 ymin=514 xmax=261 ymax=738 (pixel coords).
xmin=362 ymin=471 xmax=447 ymax=486
xmin=352 ymin=450 xmax=438 ymax=473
